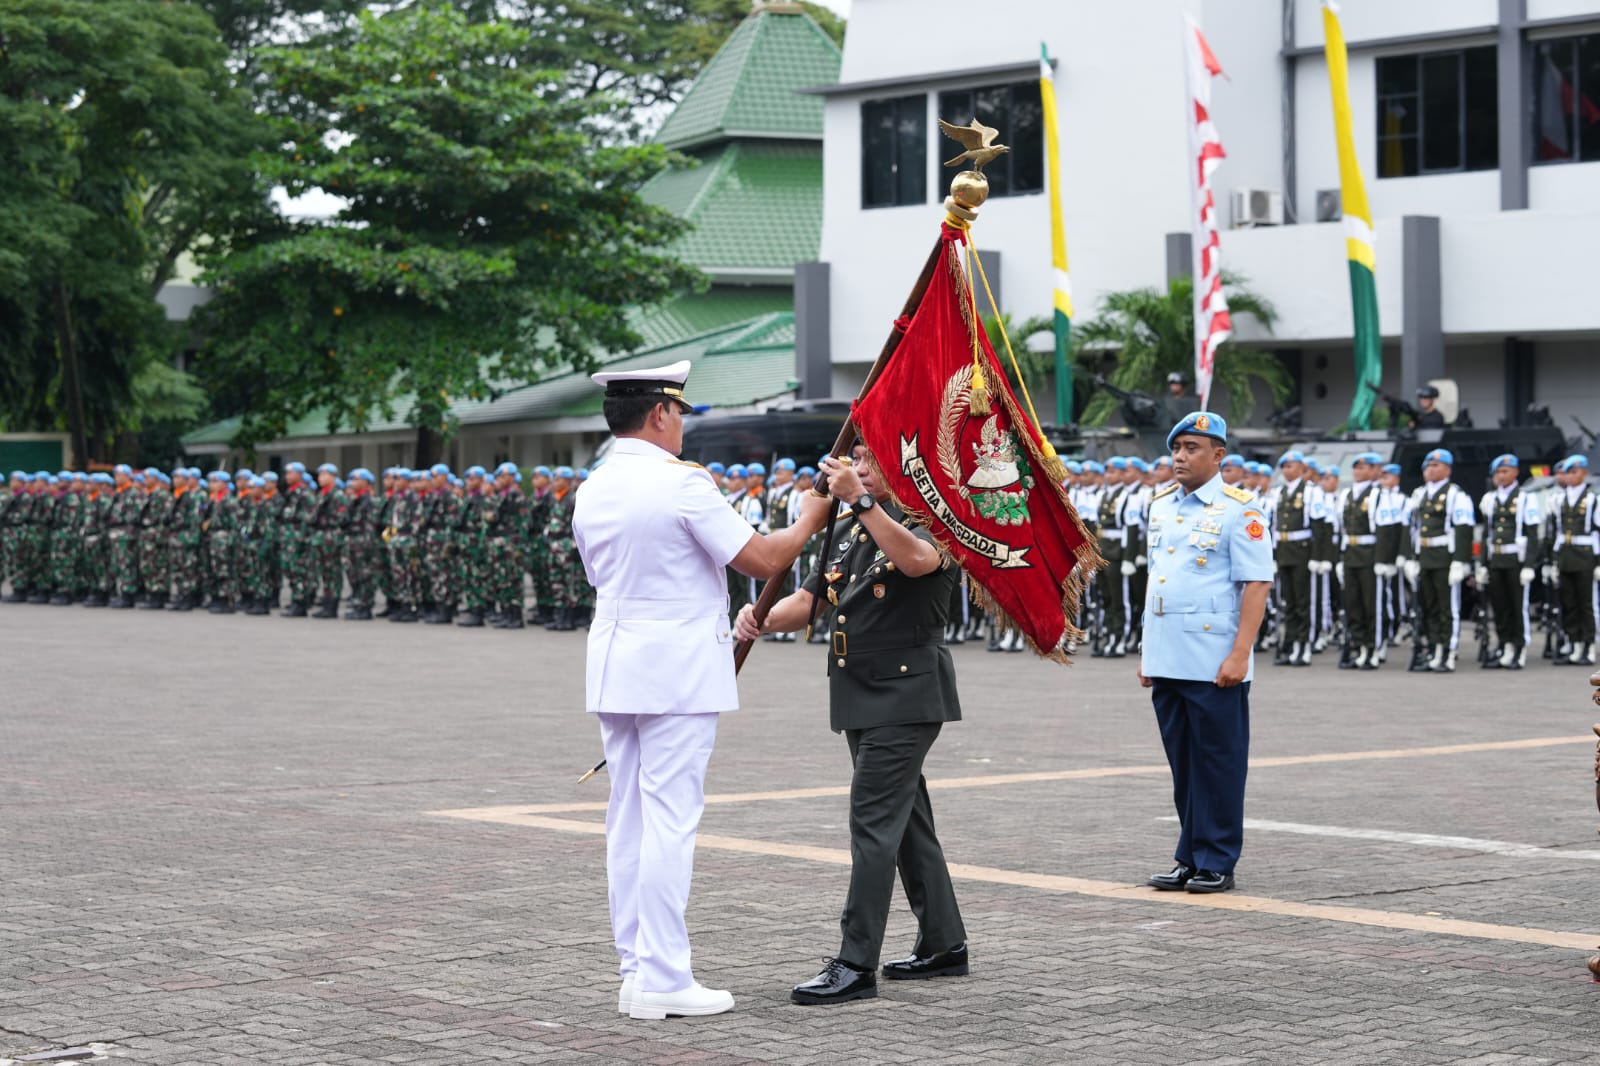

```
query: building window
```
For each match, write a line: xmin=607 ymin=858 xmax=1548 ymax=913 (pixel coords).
xmin=936 ymin=83 xmax=1044 ymax=198
xmin=861 ymin=95 xmax=927 ymax=208
xmin=1375 ymin=46 xmax=1498 ymax=177
xmin=1532 ymin=34 xmax=1600 ymax=163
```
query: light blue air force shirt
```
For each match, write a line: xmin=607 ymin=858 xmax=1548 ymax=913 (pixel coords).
xmin=1140 ymin=473 xmax=1276 ymax=683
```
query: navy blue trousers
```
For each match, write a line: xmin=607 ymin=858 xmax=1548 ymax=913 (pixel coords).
xmin=1150 ymin=678 xmax=1250 ymax=875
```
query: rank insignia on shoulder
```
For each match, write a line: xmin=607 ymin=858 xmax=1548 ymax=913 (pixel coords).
xmin=1153 ymin=484 xmax=1179 ymax=500
xmin=1222 ymin=485 xmax=1254 ymax=503
xmin=666 ymin=458 xmax=705 ymax=469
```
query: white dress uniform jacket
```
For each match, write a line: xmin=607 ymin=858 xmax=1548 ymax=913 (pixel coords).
xmin=574 ymin=437 xmax=757 ymax=714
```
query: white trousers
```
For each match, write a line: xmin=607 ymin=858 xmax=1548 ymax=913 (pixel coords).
xmin=597 ymin=711 xmax=719 ymax=994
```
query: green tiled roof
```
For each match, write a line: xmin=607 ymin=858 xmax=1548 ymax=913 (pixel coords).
xmin=629 ymin=287 xmax=794 ymax=350
xmin=183 ymin=312 xmax=800 ymax=448
xmin=641 ymin=141 xmax=822 ymax=274
xmin=654 ymin=7 xmax=841 ymax=152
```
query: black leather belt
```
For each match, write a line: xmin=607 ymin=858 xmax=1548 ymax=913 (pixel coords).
xmin=833 ymin=626 xmax=943 ymax=657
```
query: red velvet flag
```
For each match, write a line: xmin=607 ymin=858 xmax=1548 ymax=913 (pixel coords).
xmin=851 ymin=224 xmax=1103 ymax=660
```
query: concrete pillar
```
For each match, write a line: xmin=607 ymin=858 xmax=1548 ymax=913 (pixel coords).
xmin=1498 ymin=0 xmax=1528 ymax=211
xmin=1400 ymin=216 xmax=1444 ymax=391
xmin=1165 ymin=232 xmax=1192 ymax=285
xmin=794 ymin=261 xmax=831 ymax=399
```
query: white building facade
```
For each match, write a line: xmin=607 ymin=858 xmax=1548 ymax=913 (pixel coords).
xmin=804 ymin=0 xmax=1600 ymax=435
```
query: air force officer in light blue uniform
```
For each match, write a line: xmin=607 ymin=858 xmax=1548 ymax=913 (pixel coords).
xmin=1137 ymin=411 xmax=1275 ymax=894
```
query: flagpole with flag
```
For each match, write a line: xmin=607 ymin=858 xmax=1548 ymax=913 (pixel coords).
xmin=1322 ymin=1 xmax=1382 ymax=430
xmin=1183 ymin=15 xmax=1231 ymax=412
xmin=1040 ymin=43 xmax=1074 ymax=426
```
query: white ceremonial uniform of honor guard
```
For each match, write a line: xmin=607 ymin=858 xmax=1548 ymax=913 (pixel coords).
xmin=573 ymin=360 xmax=758 ymax=1019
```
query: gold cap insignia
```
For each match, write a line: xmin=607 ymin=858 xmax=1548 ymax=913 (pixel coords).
xmin=1195 ymin=414 xmax=1210 ymax=432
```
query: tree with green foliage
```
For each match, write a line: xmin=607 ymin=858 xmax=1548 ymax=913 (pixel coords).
xmin=0 ymin=0 xmax=261 ymax=464
xmin=1073 ymin=274 xmax=1291 ymax=427
xmin=195 ymin=3 xmax=703 ymax=463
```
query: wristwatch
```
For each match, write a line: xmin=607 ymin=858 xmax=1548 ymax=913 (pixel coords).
xmin=854 ymin=492 xmax=876 ymax=512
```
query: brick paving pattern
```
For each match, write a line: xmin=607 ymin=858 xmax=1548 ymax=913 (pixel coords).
xmin=2 ymin=607 xmax=1597 ymax=1064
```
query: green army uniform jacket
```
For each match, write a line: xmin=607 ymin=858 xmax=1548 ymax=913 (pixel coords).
xmin=802 ymin=502 xmax=962 ymax=734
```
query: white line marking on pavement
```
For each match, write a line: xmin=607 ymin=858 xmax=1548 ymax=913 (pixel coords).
xmin=1158 ymin=817 xmax=1600 ymax=861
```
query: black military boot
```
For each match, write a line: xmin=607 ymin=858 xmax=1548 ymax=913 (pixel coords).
xmin=498 ymin=610 xmax=524 ymax=630
xmin=374 ymin=603 xmax=391 ymax=617
xmin=529 ymin=605 xmax=552 ymax=626
xmin=28 ymin=590 xmax=50 ymax=604
xmin=556 ymin=607 xmax=577 ymax=631
xmin=312 ymin=597 xmax=338 ymax=619
xmin=48 ymin=592 xmax=70 ymax=605
xmin=344 ymin=605 xmax=372 ymax=620
xmin=172 ymin=595 xmax=194 ymax=612
xmin=456 ymin=611 xmax=484 ymax=628
xmin=280 ymin=601 xmax=308 ymax=618
xmin=208 ymin=599 xmax=234 ymax=614
xmin=543 ymin=608 xmax=564 ymax=630
xmin=390 ymin=603 xmax=417 ymax=623
xmin=247 ymin=599 xmax=271 ymax=616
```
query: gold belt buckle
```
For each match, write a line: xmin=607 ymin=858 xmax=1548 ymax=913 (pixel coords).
xmin=832 ymin=630 xmax=847 ymax=657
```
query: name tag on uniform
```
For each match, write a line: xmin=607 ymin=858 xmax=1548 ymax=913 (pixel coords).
xmin=1196 ymin=521 xmax=1222 ymax=535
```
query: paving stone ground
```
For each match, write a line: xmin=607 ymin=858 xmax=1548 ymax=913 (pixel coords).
xmin=2 ymin=605 xmax=1597 ymax=1065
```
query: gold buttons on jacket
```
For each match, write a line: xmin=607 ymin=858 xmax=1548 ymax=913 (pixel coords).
xmin=1203 ymin=624 xmax=1211 ymax=630
xmin=837 ymin=658 xmax=846 ymax=667
xmin=859 ymin=534 xmax=868 ymax=542
xmin=837 ymin=615 xmax=846 ymax=625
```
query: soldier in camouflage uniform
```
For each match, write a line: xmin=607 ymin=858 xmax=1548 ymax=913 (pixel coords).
xmin=16 ymin=475 xmax=49 ymax=602
xmin=341 ymin=468 xmax=382 ymax=620
xmin=419 ymin=463 xmax=460 ymax=624
xmin=454 ymin=466 xmax=494 ymax=627
xmin=258 ymin=471 xmax=283 ymax=606
xmin=45 ymin=473 xmax=79 ymax=604
xmin=374 ymin=468 xmax=398 ymax=616
xmin=165 ymin=468 xmax=204 ymax=612
xmin=137 ymin=470 xmax=174 ymax=609
xmin=278 ymin=462 xmax=317 ymax=616
xmin=238 ymin=476 xmax=278 ymax=614
xmin=305 ymin=463 xmax=347 ymax=619
xmin=484 ymin=462 xmax=527 ymax=629
xmin=0 ymin=471 xmax=22 ymax=598
xmin=539 ymin=466 xmax=581 ymax=630
xmin=80 ymin=473 xmax=115 ymax=606
xmin=385 ymin=469 xmax=424 ymax=622
xmin=104 ymin=465 xmax=144 ymax=608
xmin=204 ymin=472 xmax=241 ymax=613
xmin=523 ymin=466 xmax=554 ymax=624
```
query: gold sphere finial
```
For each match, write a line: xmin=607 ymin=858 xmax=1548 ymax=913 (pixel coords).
xmin=950 ymin=170 xmax=990 ymax=211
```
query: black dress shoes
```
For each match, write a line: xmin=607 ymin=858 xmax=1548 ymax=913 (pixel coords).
xmin=882 ymin=943 xmax=968 ymax=980
xmin=790 ymin=958 xmax=877 ymax=1005
xmin=1147 ymin=863 xmax=1194 ymax=891
xmin=1185 ymin=869 xmax=1235 ymax=893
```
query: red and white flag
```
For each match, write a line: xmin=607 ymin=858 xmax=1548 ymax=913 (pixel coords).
xmin=1183 ymin=15 xmax=1231 ymax=411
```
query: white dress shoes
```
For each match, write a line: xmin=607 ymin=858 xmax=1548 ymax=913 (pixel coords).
xmin=628 ymin=982 xmax=735 ymax=1020
xmin=618 ymin=973 xmax=635 ymax=1014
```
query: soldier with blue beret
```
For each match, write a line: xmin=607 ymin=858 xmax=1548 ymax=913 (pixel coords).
xmin=1139 ymin=411 xmax=1274 ymax=894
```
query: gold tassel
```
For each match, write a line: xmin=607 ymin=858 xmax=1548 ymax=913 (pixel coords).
xmin=1038 ymin=439 xmax=1068 ymax=484
xmin=969 ymin=361 xmax=991 ymax=415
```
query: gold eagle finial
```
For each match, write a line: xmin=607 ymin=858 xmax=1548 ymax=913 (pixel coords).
xmin=938 ymin=118 xmax=1009 ymax=171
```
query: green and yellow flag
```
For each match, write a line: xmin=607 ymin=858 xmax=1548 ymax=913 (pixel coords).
xmin=1041 ymin=43 xmax=1074 ymax=425
xmin=1322 ymin=2 xmax=1382 ymax=429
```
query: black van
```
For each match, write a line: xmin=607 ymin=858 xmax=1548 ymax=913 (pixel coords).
xmin=590 ymin=401 xmax=853 ymax=469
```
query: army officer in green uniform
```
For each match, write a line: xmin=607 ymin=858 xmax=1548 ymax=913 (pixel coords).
xmin=735 ymin=444 xmax=967 ymax=1007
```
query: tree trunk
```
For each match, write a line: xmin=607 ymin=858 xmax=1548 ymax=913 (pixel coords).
xmin=414 ymin=424 xmax=443 ymax=469
xmin=53 ymin=280 xmax=90 ymax=468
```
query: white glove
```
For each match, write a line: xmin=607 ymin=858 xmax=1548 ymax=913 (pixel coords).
xmin=1542 ymin=564 xmax=1558 ymax=584
xmin=1474 ymin=565 xmax=1489 ymax=586
xmin=1519 ymin=566 xmax=1535 ymax=586
xmin=1374 ymin=563 xmax=1397 ymax=579
xmin=1404 ymin=560 xmax=1421 ymax=583
xmin=1447 ymin=561 xmax=1467 ymax=586
xmin=1314 ymin=560 xmax=1333 ymax=575
xmin=1120 ymin=560 xmax=1136 ymax=577
xmin=1335 ymin=562 xmax=1345 ymax=584
xmin=1269 ymin=559 xmax=1278 ymax=576
xmin=1135 ymin=554 xmax=1147 ymax=567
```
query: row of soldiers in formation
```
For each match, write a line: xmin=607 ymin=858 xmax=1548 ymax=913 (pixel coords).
xmin=1063 ymin=448 xmax=1600 ymax=672
xmin=7 ymin=448 xmax=1596 ymax=671
xmin=0 ymin=462 xmax=600 ymax=629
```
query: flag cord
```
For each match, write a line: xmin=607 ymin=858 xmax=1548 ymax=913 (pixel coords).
xmin=964 ymin=242 xmax=1067 ymax=483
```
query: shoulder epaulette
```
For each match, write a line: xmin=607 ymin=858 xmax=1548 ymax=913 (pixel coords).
xmin=1152 ymin=483 xmax=1180 ymax=501
xmin=1222 ymin=484 xmax=1254 ymax=503
xmin=666 ymin=458 xmax=705 ymax=470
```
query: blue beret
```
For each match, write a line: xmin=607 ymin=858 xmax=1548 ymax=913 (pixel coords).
xmin=155 ymin=473 xmax=171 ymax=485
xmin=775 ymin=458 xmax=796 ymax=472
xmin=533 ymin=465 xmax=551 ymax=477
xmin=1107 ymin=456 xmax=1129 ymax=470
xmin=1382 ymin=462 xmax=1402 ymax=475
xmin=263 ymin=472 xmax=279 ymax=482
xmin=1277 ymin=450 xmax=1306 ymax=467
xmin=1489 ymin=454 xmax=1518 ymax=471
xmin=214 ymin=470 xmax=232 ymax=482
xmin=250 ymin=476 xmax=265 ymax=488
xmin=46 ymin=475 xmax=59 ymax=485
xmin=73 ymin=472 xmax=88 ymax=482
xmin=465 ymin=465 xmax=487 ymax=478
xmin=56 ymin=470 xmax=72 ymax=480
xmin=8 ymin=470 xmax=24 ymax=480
xmin=1354 ymin=451 xmax=1384 ymax=466
xmin=236 ymin=467 xmax=254 ymax=479
xmin=429 ymin=463 xmax=450 ymax=477
xmin=131 ymin=473 xmax=144 ymax=483
xmin=1167 ymin=411 xmax=1228 ymax=451
xmin=576 ymin=468 xmax=590 ymax=479
xmin=1221 ymin=453 xmax=1244 ymax=469
xmin=316 ymin=463 xmax=339 ymax=476
xmin=1307 ymin=459 xmax=1326 ymax=475
xmin=1560 ymin=454 xmax=1590 ymax=471
xmin=1063 ymin=460 xmax=1083 ymax=474
xmin=1423 ymin=448 xmax=1454 ymax=467
xmin=286 ymin=462 xmax=305 ymax=474
xmin=555 ymin=465 xmax=575 ymax=479
xmin=408 ymin=469 xmax=426 ymax=480
xmin=727 ymin=464 xmax=747 ymax=477
xmin=746 ymin=462 xmax=767 ymax=476
xmin=1083 ymin=460 xmax=1105 ymax=474
xmin=706 ymin=462 xmax=726 ymax=475
xmin=491 ymin=462 xmax=515 ymax=477
xmin=113 ymin=464 xmax=131 ymax=476
xmin=1128 ymin=458 xmax=1150 ymax=473
xmin=798 ymin=465 xmax=817 ymax=477
xmin=350 ymin=468 xmax=374 ymax=482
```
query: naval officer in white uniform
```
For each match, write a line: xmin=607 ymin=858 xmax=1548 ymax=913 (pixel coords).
xmin=573 ymin=360 xmax=826 ymax=1020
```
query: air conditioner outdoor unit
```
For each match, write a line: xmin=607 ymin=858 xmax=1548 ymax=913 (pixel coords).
xmin=1231 ymin=187 xmax=1283 ymax=228
xmin=1315 ymin=188 xmax=1343 ymax=222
